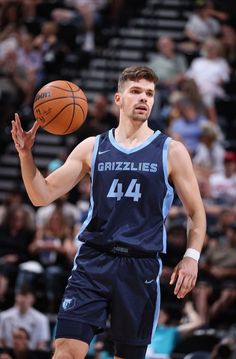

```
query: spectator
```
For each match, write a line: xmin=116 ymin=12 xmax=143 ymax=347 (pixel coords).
xmin=146 ymin=302 xmax=203 ymax=359
xmin=186 ymin=37 xmax=231 ymax=122
xmin=193 ymin=121 xmax=225 ymax=173
xmin=51 ymin=0 xmax=107 ymax=52
xmin=17 ymin=32 xmax=43 ymax=88
xmin=168 ymin=97 xmax=208 ymax=156
xmin=35 ymin=194 xmax=77 ymax=230
xmin=148 ymin=36 xmax=188 ymax=126
xmin=209 ymin=151 xmax=236 ymax=205
xmin=0 ymin=39 xmax=35 ymax=105
xmin=75 ymin=94 xmax=118 ymax=144
xmin=158 ymin=78 xmax=206 ymax=132
xmin=0 ymin=205 xmax=35 ymax=286
xmin=0 ymin=327 xmax=51 ymax=359
xmin=180 ymin=0 xmax=221 ymax=55
xmin=214 ymin=207 xmax=236 ymax=234
xmin=193 ymin=221 xmax=236 ymax=325
xmin=0 ymin=43 xmax=36 ymax=138
xmin=33 ymin=21 xmax=58 ymax=56
xmin=35 ymin=160 xmax=77 ymax=231
xmin=28 ymin=207 xmax=75 ymax=312
xmin=0 ymin=2 xmax=25 ymax=40
xmin=194 ymin=172 xmax=224 ymax=228
xmin=0 ymin=187 xmax=35 ymax=230
xmin=148 ymin=36 xmax=188 ymax=91
xmin=32 ymin=20 xmax=60 ymax=80
xmin=179 ymin=78 xmax=206 ymax=115
xmin=0 ymin=286 xmax=50 ymax=350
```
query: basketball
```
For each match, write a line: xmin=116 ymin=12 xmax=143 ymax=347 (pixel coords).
xmin=33 ymin=80 xmax=88 ymax=135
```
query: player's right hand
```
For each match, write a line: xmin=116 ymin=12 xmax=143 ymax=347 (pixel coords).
xmin=11 ymin=113 xmax=39 ymax=156
xmin=170 ymin=256 xmax=198 ymax=299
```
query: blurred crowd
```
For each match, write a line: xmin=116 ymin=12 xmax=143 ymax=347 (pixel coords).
xmin=0 ymin=0 xmax=236 ymax=358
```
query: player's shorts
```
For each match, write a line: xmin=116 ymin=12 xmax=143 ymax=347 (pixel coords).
xmin=55 ymin=241 xmax=162 ymax=346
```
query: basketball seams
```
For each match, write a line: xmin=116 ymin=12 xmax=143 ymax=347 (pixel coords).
xmin=44 ymin=85 xmax=81 ymax=93
xmin=63 ymin=81 xmax=76 ymax=134
xmin=74 ymin=103 xmax=86 ymax=117
xmin=33 ymin=80 xmax=88 ymax=135
xmin=42 ymin=103 xmax=74 ymax=128
xmin=42 ymin=103 xmax=86 ymax=130
xmin=33 ymin=96 xmax=87 ymax=111
xmin=42 ymin=80 xmax=81 ymax=93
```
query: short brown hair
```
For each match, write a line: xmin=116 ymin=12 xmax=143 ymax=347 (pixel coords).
xmin=118 ymin=66 xmax=158 ymax=91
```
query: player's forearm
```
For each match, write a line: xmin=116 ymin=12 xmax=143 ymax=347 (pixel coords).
xmin=19 ymin=152 xmax=52 ymax=206
xmin=186 ymin=208 xmax=206 ymax=253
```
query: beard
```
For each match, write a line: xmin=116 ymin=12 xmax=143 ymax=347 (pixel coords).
xmin=132 ymin=110 xmax=149 ymax=122
xmin=120 ymin=100 xmax=150 ymax=122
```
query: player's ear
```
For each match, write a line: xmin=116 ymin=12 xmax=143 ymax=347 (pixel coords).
xmin=114 ymin=92 xmax=121 ymax=105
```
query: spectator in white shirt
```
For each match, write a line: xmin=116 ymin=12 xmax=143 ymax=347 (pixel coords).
xmin=0 ymin=286 xmax=50 ymax=350
xmin=209 ymin=151 xmax=236 ymax=205
xmin=180 ymin=1 xmax=221 ymax=54
xmin=186 ymin=37 xmax=230 ymax=122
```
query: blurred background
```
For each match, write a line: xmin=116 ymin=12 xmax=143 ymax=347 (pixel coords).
xmin=0 ymin=0 xmax=236 ymax=358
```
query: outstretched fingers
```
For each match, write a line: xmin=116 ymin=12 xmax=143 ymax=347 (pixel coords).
xmin=14 ymin=113 xmax=24 ymax=134
xmin=11 ymin=123 xmax=23 ymax=150
xmin=11 ymin=113 xmax=39 ymax=152
xmin=27 ymin=120 xmax=40 ymax=135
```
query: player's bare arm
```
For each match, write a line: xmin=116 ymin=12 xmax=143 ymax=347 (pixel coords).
xmin=168 ymin=140 xmax=206 ymax=299
xmin=11 ymin=113 xmax=95 ymax=206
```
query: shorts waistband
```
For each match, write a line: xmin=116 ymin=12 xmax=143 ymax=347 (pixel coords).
xmin=84 ymin=241 xmax=158 ymax=258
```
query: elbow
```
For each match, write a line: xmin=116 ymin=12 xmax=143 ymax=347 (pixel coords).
xmin=31 ymin=200 xmax=44 ymax=207
xmin=31 ymin=198 xmax=51 ymax=207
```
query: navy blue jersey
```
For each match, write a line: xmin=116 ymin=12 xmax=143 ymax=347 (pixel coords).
xmin=78 ymin=129 xmax=174 ymax=253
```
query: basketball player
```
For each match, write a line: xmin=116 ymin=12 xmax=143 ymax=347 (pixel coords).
xmin=11 ymin=66 xmax=206 ymax=359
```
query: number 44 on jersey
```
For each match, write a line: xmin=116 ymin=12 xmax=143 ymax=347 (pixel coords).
xmin=107 ymin=179 xmax=142 ymax=202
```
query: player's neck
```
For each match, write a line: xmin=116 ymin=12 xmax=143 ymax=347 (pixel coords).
xmin=115 ymin=122 xmax=154 ymax=148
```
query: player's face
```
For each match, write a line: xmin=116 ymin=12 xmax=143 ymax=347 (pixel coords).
xmin=115 ymin=79 xmax=155 ymax=122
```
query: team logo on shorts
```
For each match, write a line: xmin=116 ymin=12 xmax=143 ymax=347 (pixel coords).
xmin=62 ymin=297 xmax=76 ymax=311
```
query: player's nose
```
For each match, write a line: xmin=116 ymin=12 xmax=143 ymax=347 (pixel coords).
xmin=140 ymin=95 xmax=148 ymax=103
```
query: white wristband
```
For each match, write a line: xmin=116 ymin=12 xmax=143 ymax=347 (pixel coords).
xmin=184 ymin=248 xmax=200 ymax=262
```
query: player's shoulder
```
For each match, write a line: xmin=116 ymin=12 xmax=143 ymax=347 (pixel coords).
xmin=70 ymin=131 xmax=109 ymax=160
xmin=168 ymin=140 xmax=192 ymax=170
xmin=73 ymin=136 xmax=96 ymax=152
xmin=67 ymin=136 xmax=96 ymax=164
xmin=169 ymin=139 xmax=190 ymax=156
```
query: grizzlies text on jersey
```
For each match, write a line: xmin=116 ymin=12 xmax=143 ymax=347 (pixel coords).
xmin=78 ymin=129 xmax=174 ymax=254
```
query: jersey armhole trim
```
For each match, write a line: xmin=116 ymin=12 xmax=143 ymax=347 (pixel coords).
xmin=91 ymin=135 xmax=100 ymax=181
xmin=77 ymin=135 xmax=100 ymax=239
xmin=162 ymin=137 xmax=174 ymax=192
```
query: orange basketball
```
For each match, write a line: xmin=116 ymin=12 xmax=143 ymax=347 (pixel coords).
xmin=33 ymin=80 xmax=88 ymax=135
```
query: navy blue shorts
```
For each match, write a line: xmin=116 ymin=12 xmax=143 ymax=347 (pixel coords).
xmin=55 ymin=242 xmax=162 ymax=346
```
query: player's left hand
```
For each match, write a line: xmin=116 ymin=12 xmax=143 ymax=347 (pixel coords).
xmin=170 ymin=257 xmax=198 ymax=299
xmin=11 ymin=113 xmax=39 ymax=155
